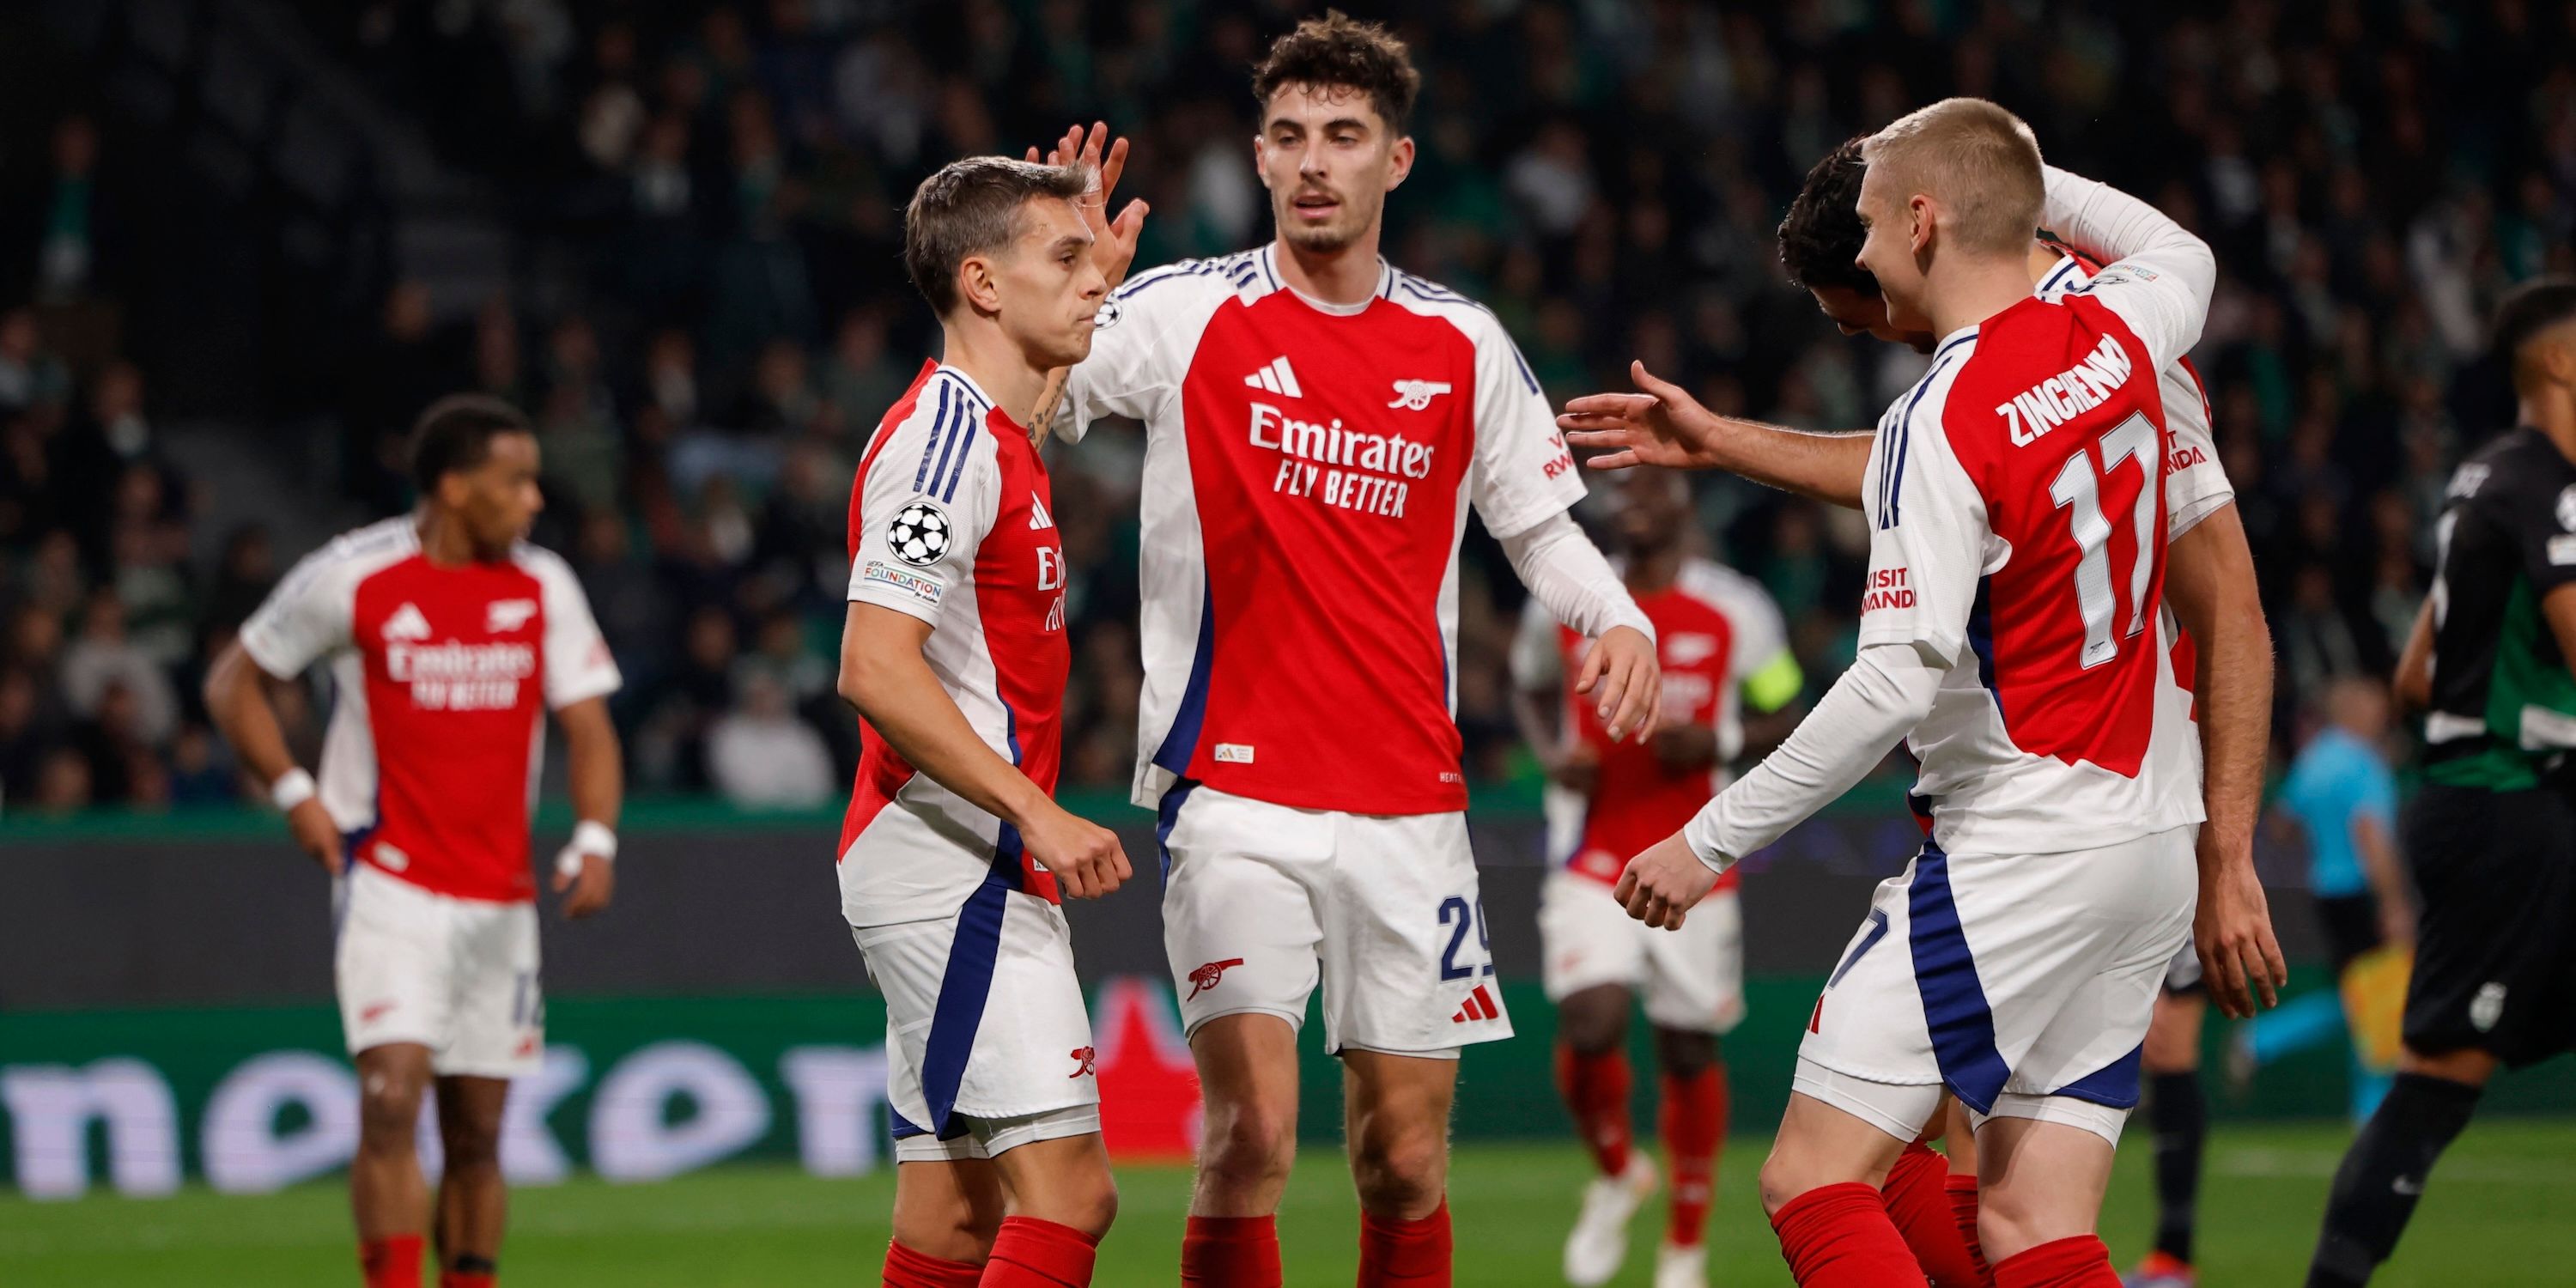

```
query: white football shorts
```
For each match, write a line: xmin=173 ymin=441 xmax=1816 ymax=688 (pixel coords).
xmin=1540 ymin=868 xmax=1746 ymax=1035
xmin=1157 ymin=784 xmax=1510 ymax=1057
xmin=1793 ymin=825 xmax=2196 ymax=1148
xmin=854 ymin=878 xmax=1100 ymax=1162
xmin=334 ymin=861 xmax=543 ymax=1078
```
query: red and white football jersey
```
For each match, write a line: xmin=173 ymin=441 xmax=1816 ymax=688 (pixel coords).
xmin=839 ymin=361 xmax=1069 ymax=926
xmin=1056 ymin=245 xmax=1586 ymax=816
xmin=240 ymin=519 xmax=622 ymax=902
xmin=2035 ymin=245 xmax=2233 ymax=732
xmin=1511 ymin=558 xmax=1789 ymax=890
xmin=1859 ymin=266 xmax=2208 ymax=856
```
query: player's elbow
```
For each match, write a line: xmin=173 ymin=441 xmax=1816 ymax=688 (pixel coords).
xmin=202 ymin=645 xmax=248 ymax=726
xmin=835 ymin=649 xmax=898 ymax=716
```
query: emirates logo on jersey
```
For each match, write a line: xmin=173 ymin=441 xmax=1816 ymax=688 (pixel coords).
xmin=387 ymin=641 xmax=536 ymax=711
xmin=1248 ymin=401 xmax=1433 ymax=519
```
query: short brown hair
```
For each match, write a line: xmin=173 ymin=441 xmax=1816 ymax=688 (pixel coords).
xmin=1251 ymin=9 xmax=1419 ymax=135
xmin=1863 ymin=98 xmax=2044 ymax=256
xmin=903 ymin=156 xmax=1091 ymax=317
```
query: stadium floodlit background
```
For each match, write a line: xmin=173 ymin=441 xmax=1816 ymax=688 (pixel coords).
xmin=1 ymin=0 xmax=2573 ymax=1285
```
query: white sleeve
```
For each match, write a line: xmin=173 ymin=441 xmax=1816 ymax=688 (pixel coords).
xmin=528 ymin=550 xmax=623 ymax=709
xmin=2042 ymin=167 xmax=2217 ymax=374
xmin=1508 ymin=595 xmax=1565 ymax=690
xmin=848 ymin=403 xmax=1002 ymax=626
xmin=1051 ymin=265 xmax=1233 ymax=445
xmin=1498 ymin=511 xmax=1654 ymax=643
xmin=2160 ymin=364 xmax=2234 ymax=538
xmin=238 ymin=547 xmax=355 ymax=678
xmin=1682 ymin=641 xmax=1942 ymax=866
xmin=1855 ymin=389 xmax=1988 ymax=666
xmin=1465 ymin=313 xmax=1587 ymax=540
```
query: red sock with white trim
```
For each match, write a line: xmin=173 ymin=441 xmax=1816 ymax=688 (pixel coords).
xmin=1181 ymin=1214 xmax=1280 ymax=1288
xmin=1358 ymin=1200 xmax=1451 ymax=1286
xmin=1769 ymin=1182 xmax=1931 ymax=1287
xmin=1990 ymin=1234 xmax=2119 ymax=1287
xmin=979 ymin=1217 xmax=1097 ymax=1286
xmin=1881 ymin=1142 xmax=1988 ymax=1287
xmin=1554 ymin=1042 xmax=1634 ymax=1176
xmin=360 ymin=1235 xmax=424 ymax=1288
xmin=1660 ymin=1065 xmax=1725 ymax=1247
xmin=884 ymin=1239 xmax=986 ymax=1287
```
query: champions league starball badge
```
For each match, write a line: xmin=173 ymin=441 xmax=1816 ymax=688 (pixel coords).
xmin=887 ymin=501 xmax=953 ymax=568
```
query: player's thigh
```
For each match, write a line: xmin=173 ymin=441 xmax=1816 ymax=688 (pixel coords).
xmin=1159 ymin=787 xmax=1327 ymax=1037
xmin=1318 ymin=810 xmax=1510 ymax=1056
xmin=1760 ymin=1086 xmax=1920 ymax=1211
xmin=2141 ymin=989 xmax=2207 ymax=1072
xmin=891 ymin=1157 xmax=1005 ymax=1261
xmin=984 ymin=1121 xmax=1116 ymax=1231
xmin=351 ymin=1041 xmax=435 ymax=1135
xmin=1539 ymin=867 xmax=1649 ymax=1010
xmin=335 ymin=865 xmax=456 ymax=1059
xmin=1643 ymin=886 xmax=1746 ymax=1036
xmin=1189 ymin=1012 xmax=1304 ymax=1169
xmin=1972 ymin=1115 xmax=2117 ymax=1262
xmin=434 ymin=897 xmax=544 ymax=1081
xmin=432 ymin=1075 xmax=509 ymax=1157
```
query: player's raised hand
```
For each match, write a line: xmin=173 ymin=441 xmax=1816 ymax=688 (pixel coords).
xmin=1559 ymin=361 xmax=1736 ymax=472
xmin=285 ymin=798 xmax=344 ymax=876
xmin=1030 ymin=121 xmax=1150 ymax=290
xmin=1613 ymin=832 xmax=1718 ymax=931
xmin=1576 ymin=623 xmax=1662 ymax=742
xmin=1021 ymin=800 xmax=1133 ymax=900
xmin=554 ymin=850 xmax=615 ymax=919
xmin=2195 ymin=852 xmax=2289 ymax=1019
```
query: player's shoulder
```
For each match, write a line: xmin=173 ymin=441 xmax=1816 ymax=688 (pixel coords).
xmin=287 ymin=516 xmax=420 ymax=586
xmin=865 ymin=365 xmax=1000 ymax=499
xmin=508 ymin=539 xmax=586 ymax=593
xmin=1379 ymin=264 xmax=1501 ymax=333
xmin=1109 ymin=248 xmax=1270 ymax=310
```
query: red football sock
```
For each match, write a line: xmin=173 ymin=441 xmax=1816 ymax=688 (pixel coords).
xmin=1659 ymin=1065 xmax=1725 ymax=1248
xmin=1881 ymin=1142 xmax=1987 ymax=1287
xmin=1945 ymin=1174 xmax=1993 ymax=1285
xmin=1554 ymin=1042 xmax=1634 ymax=1176
xmin=1358 ymin=1200 xmax=1451 ymax=1286
xmin=884 ymin=1239 xmax=987 ymax=1288
xmin=437 ymin=1273 xmax=495 ymax=1288
xmin=361 ymin=1235 xmax=424 ymax=1288
xmin=1182 ymin=1214 xmax=1281 ymax=1288
xmin=1991 ymin=1234 xmax=2119 ymax=1287
xmin=980 ymin=1217 xmax=1098 ymax=1287
xmin=1769 ymin=1182 xmax=1931 ymax=1287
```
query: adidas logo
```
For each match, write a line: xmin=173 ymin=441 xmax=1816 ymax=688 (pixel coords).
xmin=383 ymin=603 xmax=433 ymax=641
xmin=1243 ymin=355 xmax=1303 ymax=398
xmin=1450 ymin=983 xmax=1499 ymax=1024
xmin=1029 ymin=494 xmax=1055 ymax=530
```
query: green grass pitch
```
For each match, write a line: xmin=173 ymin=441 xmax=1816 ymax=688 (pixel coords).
xmin=4 ymin=1121 xmax=2572 ymax=1285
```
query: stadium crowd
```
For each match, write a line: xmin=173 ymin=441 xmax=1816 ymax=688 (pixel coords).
xmin=3 ymin=0 xmax=2573 ymax=815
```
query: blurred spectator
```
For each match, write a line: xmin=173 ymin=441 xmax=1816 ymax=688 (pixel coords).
xmin=706 ymin=670 xmax=833 ymax=808
xmin=57 ymin=588 xmax=177 ymax=744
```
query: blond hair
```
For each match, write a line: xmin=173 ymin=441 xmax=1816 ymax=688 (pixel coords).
xmin=1862 ymin=98 xmax=2044 ymax=256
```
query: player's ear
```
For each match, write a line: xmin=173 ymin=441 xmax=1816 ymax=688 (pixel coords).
xmin=1384 ymin=134 xmax=1415 ymax=190
xmin=957 ymin=253 xmax=1002 ymax=316
xmin=1908 ymin=194 xmax=1935 ymax=256
xmin=1250 ymin=133 xmax=1273 ymax=189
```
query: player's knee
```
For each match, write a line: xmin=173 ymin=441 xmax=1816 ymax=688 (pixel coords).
xmin=1654 ymin=1026 xmax=1718 ymax=1078
xmin=440 ymin=1123 xmax=501 ymax=1176
xmin=1756 ymin=1143 xmax=1850 ymax=1218
xmin=1197 ymin=1101 xmax=1296 ymax=1191
xmin=1557 ymin=987 xmax=1628 ymax=1054
xmin=1349 ymin=1121 xmax=1447 ymax=1214
xmin=355 ymin=1073 xmax=426 ymax=1147
xmin=1056 ymin=1170 xmax=1120 ymax=1240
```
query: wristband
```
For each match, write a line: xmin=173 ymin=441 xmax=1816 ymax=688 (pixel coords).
xmin=270 ymin=768 xmax=317 ymax=813
xmin=556 ymin=820 xmax=617 ymax=879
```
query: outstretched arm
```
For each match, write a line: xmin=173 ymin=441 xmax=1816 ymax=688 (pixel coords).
xmin=1559 ymin=361 xmax=1873 ymax=508
xmin=1615 ymin=641 xmax=1936 ymax=928
xmin=2040 ymin=167 xmax=2217 ymax=371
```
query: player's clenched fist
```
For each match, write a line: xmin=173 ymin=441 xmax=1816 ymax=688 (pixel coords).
xmin=285 ymin=798 xmax=345 ymax=876
xmin=1023 ymin=803 xmax=1133 ymax=901
xmin=1613 ymin=831 xmax=1719 ymax=931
